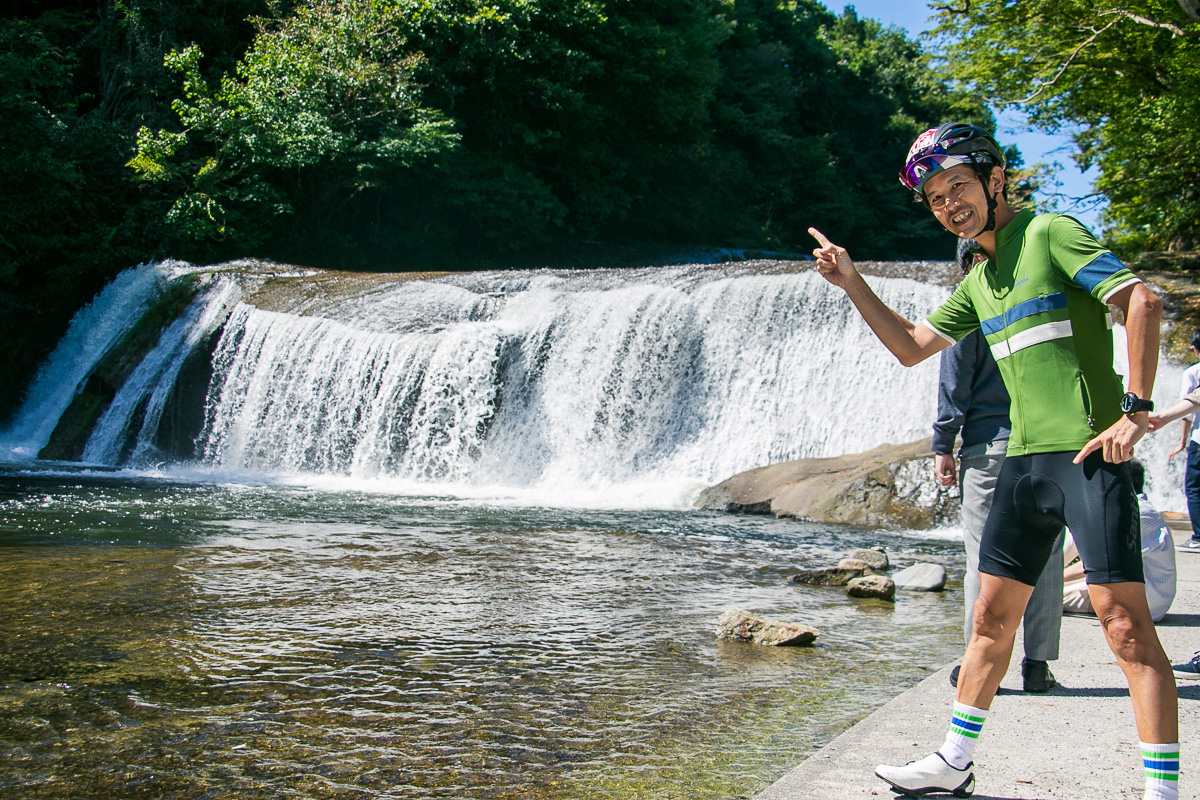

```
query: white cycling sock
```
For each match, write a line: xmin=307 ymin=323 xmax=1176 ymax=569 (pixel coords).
xmin=937 ymin=701 xmax=988 ymax=770
xmin=1141 ymin=741 xmax=1179 ymax=800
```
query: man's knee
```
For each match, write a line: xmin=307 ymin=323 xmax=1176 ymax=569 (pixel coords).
xmin=970 ymin=592 xmax=1023 ymax=642
xmin=1091 ymin=587 xmax=1158 ymax=663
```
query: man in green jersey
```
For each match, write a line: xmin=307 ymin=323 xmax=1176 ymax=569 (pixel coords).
xmin=809 ymin=123 xmax=1178 ymax=800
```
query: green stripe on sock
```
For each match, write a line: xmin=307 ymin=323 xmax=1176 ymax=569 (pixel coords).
xmin=1144 ymin=771 xmax=1179 ymax=781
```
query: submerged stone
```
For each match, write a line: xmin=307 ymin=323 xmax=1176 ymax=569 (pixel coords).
xmin=786 ymin=565 xmax=865 ymax=587
xmin=716 ymin=609 xmax=818 ymax=646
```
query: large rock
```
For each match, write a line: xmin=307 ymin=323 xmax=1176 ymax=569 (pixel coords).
xmin=694 ymin=438 xmax=957 ymax=529
xmin=846 ymin=575 xmax=896 ymax=601
xmin=716 ymin=609 xmax=819 ymax=646
xmin=892 ymin=563 xmax=948 ymax=592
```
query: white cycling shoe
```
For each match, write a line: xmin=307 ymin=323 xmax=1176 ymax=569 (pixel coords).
xmin=875 ymin=751 xmax=975 ymax=797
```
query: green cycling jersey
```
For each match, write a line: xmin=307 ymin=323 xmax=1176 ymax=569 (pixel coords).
xmin=924 ymin=210 xmax=1140 ymax=456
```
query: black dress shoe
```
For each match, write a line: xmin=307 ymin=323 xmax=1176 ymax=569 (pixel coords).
xmin=1022 ymin=659 xmax=1056 ymax=693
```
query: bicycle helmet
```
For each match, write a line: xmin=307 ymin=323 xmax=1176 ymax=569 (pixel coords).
xmin=900 ymin=122 xmax=1007 ymax=232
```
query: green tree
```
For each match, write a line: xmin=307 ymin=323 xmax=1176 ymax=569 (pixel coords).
xmin=128 ymin=1 xmax=459 ymax=264
xmin=932 ymin=0 xmax=1200 ymax=254
xmin=0 ymin=1 xmax=267 ymax=420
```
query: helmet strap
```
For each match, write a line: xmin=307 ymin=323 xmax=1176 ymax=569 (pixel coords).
xmin=969 ymin=154 xmax=998 ymax=234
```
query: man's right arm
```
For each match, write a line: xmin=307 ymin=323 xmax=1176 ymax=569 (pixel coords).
xmin=809 ymin=227 xmax=951 ymax=366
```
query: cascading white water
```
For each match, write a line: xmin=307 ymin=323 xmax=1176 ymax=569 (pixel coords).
xmin=195 ymin=265 xmax=950 ymax=506
xmin=81 ymin=276 xmax=242 ymax=465
xmin=0 ymin=263 xmax=171 ymax=459
xmin=4 ymin=260 xmax=1187 ymax=511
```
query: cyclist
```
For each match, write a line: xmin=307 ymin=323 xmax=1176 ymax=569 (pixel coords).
xmin=809 ymin=122 xmax=1177 ymax=800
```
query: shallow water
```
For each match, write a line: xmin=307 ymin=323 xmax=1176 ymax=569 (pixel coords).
xmin=0 ymin=466 xmax=965 ymax=799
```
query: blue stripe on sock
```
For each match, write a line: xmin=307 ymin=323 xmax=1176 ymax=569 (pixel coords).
xmin=951 ymin=716 xmax=984 ymax=733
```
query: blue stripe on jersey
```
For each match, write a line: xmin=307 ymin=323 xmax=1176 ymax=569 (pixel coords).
xmin=1072 ymin=252 xmax=1127 ymax=294
xmin=980 ymin=292 xmax=1068 ymax=336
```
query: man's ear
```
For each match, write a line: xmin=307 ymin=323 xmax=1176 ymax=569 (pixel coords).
xmin=988 ymin=165 xmax=1006 ymax=195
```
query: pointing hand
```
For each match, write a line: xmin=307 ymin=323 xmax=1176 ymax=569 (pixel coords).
xmin=809 ymin=228 xmax=857 ymax=287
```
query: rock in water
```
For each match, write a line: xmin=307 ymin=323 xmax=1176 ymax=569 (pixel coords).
xmin=716 ymin=609 xmax=819 ymax=646
xmin=786 ymin=565 xmax=866 ymax=587
xmin=846 ymin=575 xmax=896 ymax=600
xmin=851 ymin=547 xmax=889 ymax=571
xmin=892 ymin=563 xmax=947 ymax=592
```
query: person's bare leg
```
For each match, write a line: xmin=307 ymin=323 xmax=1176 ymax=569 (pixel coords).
xmin=955 ymin=573 xmax=1035 ymax=709
xmin=1088 ymin=581 xmax=1178 ymax=742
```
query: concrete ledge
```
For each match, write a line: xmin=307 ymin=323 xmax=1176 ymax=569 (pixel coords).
xmin=755 ymin=527 xmax=1200 ymax=800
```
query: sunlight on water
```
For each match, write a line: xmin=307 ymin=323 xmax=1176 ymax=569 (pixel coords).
xmin=0 ymin=468 xmax=964 ymax=799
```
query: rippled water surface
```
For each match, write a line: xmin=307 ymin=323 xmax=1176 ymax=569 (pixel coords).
xmin=0 ymin=467 xmax=965 ymax=799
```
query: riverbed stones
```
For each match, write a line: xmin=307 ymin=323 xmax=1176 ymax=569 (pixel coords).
xmin=787 ymin=565 xmax=866 ymax=587
xmin=851 ymin=547 xmax=889 ymax=571
xmin=892 ymin=563 xmax=947 ymax=592
xmin=716 ymin=609 xmax=819 ymax=646
xmin=846 ymin=575 xmax=895 ymax=601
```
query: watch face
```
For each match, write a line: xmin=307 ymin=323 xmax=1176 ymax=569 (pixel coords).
xmin=1121 ymin=394 xmax=1135 ymax=413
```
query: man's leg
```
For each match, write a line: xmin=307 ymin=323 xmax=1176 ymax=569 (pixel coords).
xmin=1019 ymin=528 xmax=1063 ymax=690
xmin=875 ymin=572 xmax=1034 ymax=795
xmin=958 ymin=440 xmax=1006 ymax=644
xmin=1087 ymin=581 xmax=1178 ymax=742
xmin=1186 ymin=441 xmax=1200 ymax=543
xmin=1021 ymin=527 xmax=1063 ymax=658
xmin=956 ymin=573 xmax=1035 ymax=708
xmin=1089 ymin=581 xmax=1179 ymax=800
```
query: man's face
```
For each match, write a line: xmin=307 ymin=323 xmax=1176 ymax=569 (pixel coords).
xmin=923 ymin=164 xmax=999 ymax=239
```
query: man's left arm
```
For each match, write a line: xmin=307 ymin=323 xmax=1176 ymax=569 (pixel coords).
xmin=1074 ymin=281 xmax=1163 ymax=463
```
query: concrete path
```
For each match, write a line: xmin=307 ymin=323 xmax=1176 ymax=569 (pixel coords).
xmin=755 ymin=520 xmax=1200 ymax=800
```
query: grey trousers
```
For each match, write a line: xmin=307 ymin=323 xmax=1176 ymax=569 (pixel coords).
xmin=960 ymin=439 xmax=1063 ymax=661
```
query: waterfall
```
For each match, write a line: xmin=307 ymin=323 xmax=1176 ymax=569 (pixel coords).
xmin=195 ymin=265 xmax=947 ymax=505
xmin=3 ymin=261 xmax=1188 ymax=511
xmin=0 ymin=263 xmax=169 ymax=459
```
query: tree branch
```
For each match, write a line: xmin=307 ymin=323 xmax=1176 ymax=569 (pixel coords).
xmin=1100 ymin=8 xmax=1200 ymax=37
xmin=931 ymin=1 xmax=970 ymax=14
xmin=991 ymin=18 xmax=1120 ymax=106
xmin=1176 ymin=0 xmax=1200 ymax=23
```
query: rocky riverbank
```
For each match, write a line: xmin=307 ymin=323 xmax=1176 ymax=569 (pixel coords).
xmin=694 ymin=438 xmax=957 ymax=529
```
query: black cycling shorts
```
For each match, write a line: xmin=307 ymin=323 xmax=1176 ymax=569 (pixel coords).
xmin=978 ymin=450 xmax=1144 ymax=586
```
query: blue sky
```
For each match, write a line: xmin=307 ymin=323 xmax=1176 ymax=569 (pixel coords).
xmin=823 ymin=0 xmax=1103 ymax=231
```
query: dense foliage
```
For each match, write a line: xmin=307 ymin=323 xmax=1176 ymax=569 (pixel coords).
xmin=3 ymin=0 xmax=987 ymax=418
xmin=931 ymin=0 xmax=1200 ymax=256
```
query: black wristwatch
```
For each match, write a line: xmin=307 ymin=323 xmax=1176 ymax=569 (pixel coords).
xmin=1120 ymin=392 xmax=1155 ymax=415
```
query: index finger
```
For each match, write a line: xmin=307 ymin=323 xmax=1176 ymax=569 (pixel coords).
xmin=808 ymin=227 xmax=832 ymax=248
xmin=1073 ymin=437 xmax=1101 ymax=465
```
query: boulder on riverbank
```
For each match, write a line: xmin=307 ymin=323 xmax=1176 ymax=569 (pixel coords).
xmin=694 ymin=438 xmax=957 ymax=529
xmin=716 ymin=609 xmax=819 ymax=646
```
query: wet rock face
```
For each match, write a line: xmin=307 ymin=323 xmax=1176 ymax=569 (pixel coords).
xmin=715 ymin=609 xmax=819 ymax=646
xmin=694 ymin=438 xmax=959 ymax=530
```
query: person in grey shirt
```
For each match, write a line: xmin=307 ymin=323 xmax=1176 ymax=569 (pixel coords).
xmin=932 ymin=238 xmax=1063 ymax=693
